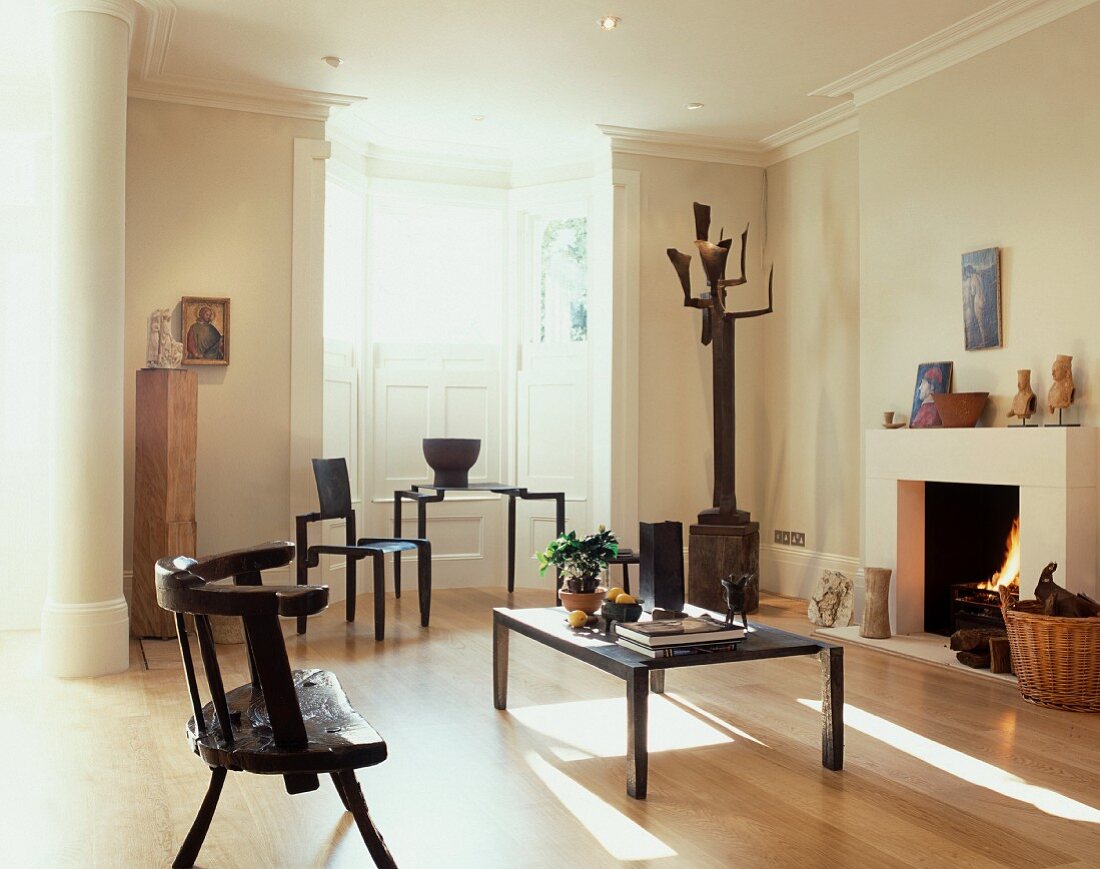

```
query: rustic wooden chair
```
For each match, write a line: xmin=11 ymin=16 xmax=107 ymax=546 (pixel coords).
xmin=296 ymin=457 xmax=431 ymax=640
xmin=156 ymin=542 xmax=397 ymax=868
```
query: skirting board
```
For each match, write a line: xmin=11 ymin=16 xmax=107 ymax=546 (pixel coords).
xmin=125 ymin=546 xmax=863 ymax=610
xmin=759 ymin=543 xmax=863 ymax=603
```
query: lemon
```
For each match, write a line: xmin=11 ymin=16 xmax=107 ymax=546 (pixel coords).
xmin=605 ymin=586 xmax=625 ymax=601
xmin=566 ymin=610 xmax=589 ymax=628
xmin=614 ymin=593 xmax=636 ymax=604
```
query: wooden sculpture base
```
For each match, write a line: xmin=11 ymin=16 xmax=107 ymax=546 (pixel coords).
xmin=687 ymin=522 xmax=760 ymax=615
xmin=132 ymin=368 xmax=197 ymax=639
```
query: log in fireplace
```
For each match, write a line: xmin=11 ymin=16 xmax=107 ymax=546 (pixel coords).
xmin=950 ymin=582 xmax=1019 ymax=632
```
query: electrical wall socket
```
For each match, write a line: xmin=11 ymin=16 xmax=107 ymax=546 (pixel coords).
xmin=780 ymin=530 xmax=791 ymax=545
xmin=773 ymin=529 xmax=783 ymax=544
xmin=791 ymin=531 xmax=806 ymax=547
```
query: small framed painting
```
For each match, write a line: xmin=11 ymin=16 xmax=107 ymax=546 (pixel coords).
xmin=961 ymin=247 xmax=1002 ymax=350
xmin=910 ymin=362 xmax=953 ymax=428
xmin=182 ymin=296 xmax=230 ymax=365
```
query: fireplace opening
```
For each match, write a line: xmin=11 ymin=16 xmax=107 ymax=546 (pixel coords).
xmin=924 ymin=482 xmax=1019 ymax=636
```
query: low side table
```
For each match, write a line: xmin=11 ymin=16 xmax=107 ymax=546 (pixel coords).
xmin=493 ymin=605 xmax=843 ymax=799
xmin=394 ymin=484 xmax=565 ymax=598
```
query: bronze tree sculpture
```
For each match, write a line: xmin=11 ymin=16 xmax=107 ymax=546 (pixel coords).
xmin=667 ymin=202 xmax=773 ymax=527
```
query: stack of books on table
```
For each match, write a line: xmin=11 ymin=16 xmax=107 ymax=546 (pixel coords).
xmin=614 ymin=615 xmax=745 ymax=658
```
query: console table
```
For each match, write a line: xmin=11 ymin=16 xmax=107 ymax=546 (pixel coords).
xmin=493 ymin=605 xmax=843 ymax=799
xmin=393 ymin=484 xmax=565 ymax=598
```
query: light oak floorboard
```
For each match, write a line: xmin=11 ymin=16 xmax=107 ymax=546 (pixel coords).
xmin=2 ymin=590 xmax=1100 ymax=867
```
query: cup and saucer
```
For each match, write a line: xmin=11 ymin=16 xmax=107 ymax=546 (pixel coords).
xmin=882 ymin=411 xmax=906 ymax=429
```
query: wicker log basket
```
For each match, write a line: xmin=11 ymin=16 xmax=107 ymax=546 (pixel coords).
xmin=1000 ymin=586 xmax=1100 ymax=712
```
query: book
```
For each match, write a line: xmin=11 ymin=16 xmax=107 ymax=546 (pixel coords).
xmin=615 ymin=615 xmax=745 ymax=647
xmin=616 ymin=636 xmax=742 ymax=658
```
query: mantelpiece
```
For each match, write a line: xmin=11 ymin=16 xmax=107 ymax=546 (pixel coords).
xmin=864 ymin=427 xmax=1097 ymax=635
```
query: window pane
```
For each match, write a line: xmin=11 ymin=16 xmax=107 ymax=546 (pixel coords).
xmin=369 ymin=201 xmax=504 ymax=345
xmin=324 ymin=181 xmax=364 ymax=345
xmin=538 ymin=217 xmax=588 ymax=343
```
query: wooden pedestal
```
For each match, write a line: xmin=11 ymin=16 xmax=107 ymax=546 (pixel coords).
xmin=687 ymin=523 xmax=760 ymax=615
xmin=132 ymin=369 xmax=197 ymax=639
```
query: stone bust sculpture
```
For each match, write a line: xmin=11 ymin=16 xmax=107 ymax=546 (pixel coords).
xmin=1047 ymin=354 xmax=1076 ymax=415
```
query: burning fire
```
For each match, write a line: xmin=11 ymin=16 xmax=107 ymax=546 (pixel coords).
xmin=977 ymin=518 xmax=1020 ymax=590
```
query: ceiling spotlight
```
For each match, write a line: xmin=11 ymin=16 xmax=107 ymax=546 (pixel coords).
xmin=322 ymin=56 xmax=343 ymax=69
xmin=598 ymin=16 xmax=621 ymax=31
xmin=687 ymin=102 xmax=704 ymax=110
xmin=472 ymin=115 xmax=486 ymax=122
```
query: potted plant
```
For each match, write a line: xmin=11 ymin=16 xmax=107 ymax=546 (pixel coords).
xmin=538 ymin=526 xmax=619 ymax=613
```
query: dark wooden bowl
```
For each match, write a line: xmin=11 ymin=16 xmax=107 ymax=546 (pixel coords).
xmin=601 ymin=598 xmax=644 ymax=623
xmin=932 ymin=392 xmax=989 ymax=428
xmin=422 ymin=438 xmax=481 ymax=487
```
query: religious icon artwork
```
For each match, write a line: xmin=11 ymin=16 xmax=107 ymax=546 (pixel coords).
xmin=181 ymin=296 xmax=230 ymax=366
xmin=961 ymin=247 xmax=1002 ymax=351
xmin=909 ymin=361 xmax=953 ymax=428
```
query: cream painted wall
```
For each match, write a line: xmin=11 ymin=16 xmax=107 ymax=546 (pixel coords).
xmin=763 ymin=135 xmax=861 ymax=588
xmin=612 ymin=153 xmax=767 ymax=533
xmin=124 ymin=100 xmax=325 ymax=569
xmin=860 ymin=3 xmax=1100 ymax=438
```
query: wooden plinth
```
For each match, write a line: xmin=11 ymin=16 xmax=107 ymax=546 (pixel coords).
xmin=687 ymin=523 xmax=760 ymax=614
xmin=132 ymin=369 xmax=197 ymax=639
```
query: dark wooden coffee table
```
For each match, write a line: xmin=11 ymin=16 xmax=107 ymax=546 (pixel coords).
xmin=492 ymin=606 xmax=843 ymax=799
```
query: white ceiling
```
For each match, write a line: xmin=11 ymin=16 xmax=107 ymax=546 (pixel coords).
xmin=4 ymin=0 xmax=1024 ymax=154
xmin=155 ymin=0 xmax=996 ymax=152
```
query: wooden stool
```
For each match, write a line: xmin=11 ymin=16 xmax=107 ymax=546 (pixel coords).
xmin=606 ymin=549 xmax=640 ymax=593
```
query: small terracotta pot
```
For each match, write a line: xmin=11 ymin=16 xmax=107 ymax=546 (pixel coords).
xmin=559 ymin=587 xmax=607 ymax=615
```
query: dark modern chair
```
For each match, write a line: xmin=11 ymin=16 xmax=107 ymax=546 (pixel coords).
xmin=296 ymin=457 xmax=431 ymax=640
xmin=155 ymin=542 xmax=397 ymax=869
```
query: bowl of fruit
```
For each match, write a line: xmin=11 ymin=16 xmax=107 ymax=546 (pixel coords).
xmin=600 ymin=587 xmax=643 ymax=623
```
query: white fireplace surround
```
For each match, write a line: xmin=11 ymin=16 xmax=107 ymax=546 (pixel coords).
xmin=865 ymin=428 xmax=1098 ymax=636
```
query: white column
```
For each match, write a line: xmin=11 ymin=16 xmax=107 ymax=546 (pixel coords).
xmin=42 ymin=0 xmax=134 ymax=677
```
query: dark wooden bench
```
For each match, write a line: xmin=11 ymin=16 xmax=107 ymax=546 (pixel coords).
xmin=156 ymin=542 xmax=397 ymax=868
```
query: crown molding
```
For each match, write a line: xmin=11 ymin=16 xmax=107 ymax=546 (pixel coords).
xmin=328 ymin=124 xmax=601 ymax=190
xmin=760 ymin=102 xmax=858 ymax=165
xmin=128 ymin=75 xmax=361 ymax=122
xmin=597 ymin=125 xmax=767 ymax=168
xmin=811 ymin=0 xmax=1099 ymax=105
xmin=127 ymin=0 xmax=364 ymax=121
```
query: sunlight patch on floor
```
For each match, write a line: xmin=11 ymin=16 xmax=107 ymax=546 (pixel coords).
xmin=524 ymin=751 xmax=677 ymax=861
xmin=663 ymin=692 xmax=769 ymax=746
xmin=799 ymin=699 xmax=1100 ymax=823
xmin=509 ymin=696 xmax=732 ymax=761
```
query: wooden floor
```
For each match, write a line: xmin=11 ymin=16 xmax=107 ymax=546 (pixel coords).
xmin=4 ymin=588 xmax=1100 ymax=868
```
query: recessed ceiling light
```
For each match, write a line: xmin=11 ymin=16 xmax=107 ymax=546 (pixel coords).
xmin=598 ymin=16 xmax=621 ymax=31
xmin=322 ymin=56 xmax=343 ymax=69
xmin=687 ymin=102 xmax=704 ymax=110
xmin=472 ymin=115 xmax=486 ymax=122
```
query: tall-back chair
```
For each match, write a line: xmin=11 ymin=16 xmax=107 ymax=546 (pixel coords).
xmin=296 ymin=457 xmax=431 ymax=640
xmin=155 ymin=542 xmax=397 ymax=868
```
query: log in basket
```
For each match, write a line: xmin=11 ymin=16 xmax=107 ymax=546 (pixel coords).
xmin=999 ymin=586 xmax=1100 ymax=712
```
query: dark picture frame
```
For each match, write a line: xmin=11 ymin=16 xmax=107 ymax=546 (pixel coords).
xmin=181 ymin=296 xmax=230 ymax=366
